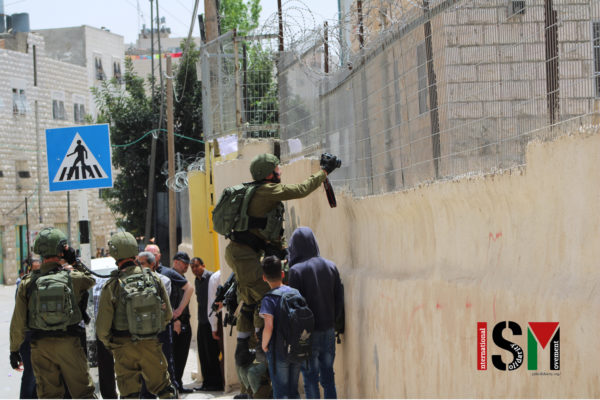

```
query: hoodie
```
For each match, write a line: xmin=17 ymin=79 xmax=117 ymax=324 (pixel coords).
xmin=288 ymin=227 xmax=344 ymax=331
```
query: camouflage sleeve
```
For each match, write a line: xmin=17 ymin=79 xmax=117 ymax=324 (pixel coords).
xmin=96 ymin=280 xmax=116 ymax=348
xmin=9 ymin=281 xmax=29 ymax=352
xmin=270 ymin=170 xmax=327 ymax=201
xmin=71 ymin=270 xmax=96 ymax=294
xmin=154 ymin=272 xmax=173 ymax=326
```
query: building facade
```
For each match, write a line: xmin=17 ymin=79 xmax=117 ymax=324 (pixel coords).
xmin=0 ymin=30 xmax=119 ymax=284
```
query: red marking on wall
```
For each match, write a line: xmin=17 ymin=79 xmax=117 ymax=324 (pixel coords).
xmin=466 ymin=300 xmax=472 ymax=308
xmin=488 ymin=232 xmax=502 ymax=241
xmin=436 ymin=303 xmax=442 ymax=309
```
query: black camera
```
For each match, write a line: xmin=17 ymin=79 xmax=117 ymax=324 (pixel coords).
xmin=320 ymin=153 xmax=342 ymax=170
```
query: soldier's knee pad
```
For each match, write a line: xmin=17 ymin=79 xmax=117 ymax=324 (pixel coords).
xmin=156 ymin=384 xmax=178 ymax=399
xmin=235 ymin=337 xmax=256 ymax=367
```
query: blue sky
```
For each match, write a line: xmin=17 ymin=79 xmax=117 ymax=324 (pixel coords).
xmin=3 ymin=0 xmax=340 ymax=44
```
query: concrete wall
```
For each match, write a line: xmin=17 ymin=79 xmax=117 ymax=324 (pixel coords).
xmin=212 ymin=126 xmax=600 ymax=396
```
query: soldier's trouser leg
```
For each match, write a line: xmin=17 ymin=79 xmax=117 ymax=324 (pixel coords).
xmin=31 ymin=336 xmax=96 ymax=399
xmin=225 ymin=241 xmax=270 ymax=333
xmin=112 ymin=337 xmax=171 ymax=397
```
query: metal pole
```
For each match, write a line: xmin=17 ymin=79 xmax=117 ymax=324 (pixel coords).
xmin=166 ymin=56 xmax=176 ymax=257
xmin=77 ymin=191 xmax=91 ymax=268
xmin=278 ymin=0 xmax=284 ymax=52
xmin=233 ymin=29 xmax=242 ymax=134
xmin=25 ymin=197 xmax=30 ymax=263
xmin=150 ymin=0 xmax=155 ymax=98
xmin=357 ymin=0 xmax=364 ymax=49
xmin=243 ymin=42 xmax=248 ymax=124
xmin=324 ymin=21 xmax=329 ymax=73
xmin=67 ymin=191 xmax=72 ymax=243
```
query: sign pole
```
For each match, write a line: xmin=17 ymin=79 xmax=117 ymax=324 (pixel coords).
xmin=77 ymin=190 xmax=91 ymax=268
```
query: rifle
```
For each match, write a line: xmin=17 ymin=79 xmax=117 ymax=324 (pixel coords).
xmin=210 ymin=272 xmax=239 ymax=336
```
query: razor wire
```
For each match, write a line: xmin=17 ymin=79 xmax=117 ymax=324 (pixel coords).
xmin=164 ymin=154 xmax=206 ymax=192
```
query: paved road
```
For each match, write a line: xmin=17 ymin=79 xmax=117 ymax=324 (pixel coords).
xmin=0 ymin=284 xmax=235 ymax=399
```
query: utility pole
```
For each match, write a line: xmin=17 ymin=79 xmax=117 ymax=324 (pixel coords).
xmin=166 ymin=55 xmax=176 ymax=258
xmin=204 ymin=0 xmax=218 ymax=41
xmin=144 ymin=0 xmax=158 ymax=245
xmin=278 ymin=0 xmax=284 ymax=51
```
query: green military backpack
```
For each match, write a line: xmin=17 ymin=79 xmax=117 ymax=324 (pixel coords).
xmin=27 ymin=269 xmax=81 ymax=331
xmin=113 ymin=268 xmax=164 ymax=340
xmin=212 ymin=183 xmax=261 ymax=238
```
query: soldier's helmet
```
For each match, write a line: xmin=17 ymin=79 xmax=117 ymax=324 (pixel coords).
xmin=33 ymin=227 xmax=68 ymax=258
xmin=108 ymin=232 xmax=138 ymax=261
xmin=250 ymin=153 xmax=280 ymax=181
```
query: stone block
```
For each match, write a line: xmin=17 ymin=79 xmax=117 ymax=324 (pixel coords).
xmin=559 ymin=60 xmax=583 ymax=79
xmin=457 ymin=7 xmax=498 ymax=25
xmin=461 ymin=46 xmax=497 ymax=65
xmin=446 ymin=65 xmax=478 ymax=83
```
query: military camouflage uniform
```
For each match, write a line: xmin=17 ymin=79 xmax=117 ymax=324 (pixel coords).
xmin=225 ymin=169 xmax=327 ymax=333
xmin=96 ymin=262 xmax=173 ymax=398
xmin=9 ymin=261 xmax=96 ymax=399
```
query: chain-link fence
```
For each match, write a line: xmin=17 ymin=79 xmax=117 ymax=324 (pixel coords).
xmin=201 ymin=31 xmax=280 ymax=141
xmin=277 ymin=0 xmax=600 ymax=196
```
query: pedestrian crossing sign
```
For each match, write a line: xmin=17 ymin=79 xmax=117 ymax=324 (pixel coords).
xmin=46 ymin=124 xmax=113 ymax=192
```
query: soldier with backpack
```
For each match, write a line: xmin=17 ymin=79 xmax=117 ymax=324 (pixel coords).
xmin=96 ymin=232 xmax=177 ymax=399
xmin=260 ymin=255 xmax=314 ymax=399
xmin=213 ymin=152 xmax=340 ymax=367
xmin=9 ymin=227 xmax=96 ymax=398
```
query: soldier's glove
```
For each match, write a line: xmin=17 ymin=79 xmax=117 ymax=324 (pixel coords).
xmin=62 ymin=245 xmax=78 ymax=265
xmin=320 ymin=153 xmax=341 ymax=175
xmin=9 ymin=351 xmax=22 ymax=370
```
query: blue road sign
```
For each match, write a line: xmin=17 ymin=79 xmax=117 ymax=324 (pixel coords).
xmin=46 ymin=124 xmax=113 ymax=192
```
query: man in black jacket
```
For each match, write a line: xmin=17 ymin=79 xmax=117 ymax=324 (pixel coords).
xmin=288 ymin=227 xmax=344 ymax=399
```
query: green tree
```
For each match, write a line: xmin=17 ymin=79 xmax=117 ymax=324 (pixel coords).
xmin=92 ymin=58 xmax=156 ymax=234
xmin=219 ymin=0 xmax=261 ymax=36
xmin=174 ymin=39 xmax=204 ymax=157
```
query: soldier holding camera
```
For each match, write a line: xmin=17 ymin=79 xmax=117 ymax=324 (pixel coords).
xmin=223 ymin=152 xmax=341 ymax=369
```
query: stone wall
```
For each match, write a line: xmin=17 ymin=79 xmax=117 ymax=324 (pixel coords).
xmin=213 ymin=125 xmax=600 ymax=396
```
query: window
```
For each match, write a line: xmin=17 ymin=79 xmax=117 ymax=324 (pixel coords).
xmin=52 ymin=91 xmax=66 ymax=120
xmin=509 ymin=0 xmax=526 ymax=17
xmin=417 ymin=42 xmax=428 ymax=115
xmin=593 ymin=22 xmax=600 ymax=98
xmin=95 ymin=55 xmax=106 ymax=81
xmin=73 ymin=95 xmax=86 ymax=124
xmin=113 ymin=60 xmax=123 ymax=84
xmin=12 ymin=88 xmax=27 ymax=115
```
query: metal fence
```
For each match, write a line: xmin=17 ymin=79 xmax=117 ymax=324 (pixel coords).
xmin=200 ymin=31 xmax=280 ymax=141
xmin=277 ymin=0 xmax=600 ymax=196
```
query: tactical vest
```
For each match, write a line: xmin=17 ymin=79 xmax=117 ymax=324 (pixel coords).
xmin=27 ymin=269 xmax=82 ymax=332
xmin=256 ymin=201 xmax=285 ymax=242
xmin=112 ymin=267 xmax=165 ymax=340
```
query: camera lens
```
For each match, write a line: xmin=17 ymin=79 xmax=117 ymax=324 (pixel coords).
xmin=335 ymin=159 xmax=342 ymax=168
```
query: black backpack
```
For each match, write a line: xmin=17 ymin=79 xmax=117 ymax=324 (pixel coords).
xmin=270 ymin=287 xmax=314 ymax=364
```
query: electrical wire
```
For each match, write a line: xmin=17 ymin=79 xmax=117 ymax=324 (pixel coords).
xmin=111 ymin=128 xmax=204 ymax=149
